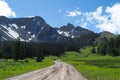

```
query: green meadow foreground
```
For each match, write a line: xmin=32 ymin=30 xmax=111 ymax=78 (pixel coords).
xmin=61 ymin=47 xmax=120 ymax=80
xmin=0 ymin=47 xmax=120 ymax=80
xmin=0 ymin=57 xmax=54 ymax=79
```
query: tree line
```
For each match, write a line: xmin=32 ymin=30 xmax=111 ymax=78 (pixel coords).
xmin=93 ymin=35 xmax=120 ymax=56
xmin=0 ymin=40 xmax=66 ymax=62
xmin=0 ymin=39 xmax=82 ymax=62
xmin=0 ymin=32 xmax=97 ymax=62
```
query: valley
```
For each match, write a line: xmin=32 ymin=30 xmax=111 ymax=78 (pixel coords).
xmin=0 ymin=0 xmax=120 ymax=80
xmin=0 ymin=47 xmax=120 ymax=80
xmin=0 ymin=16 xmax=120 ymax=80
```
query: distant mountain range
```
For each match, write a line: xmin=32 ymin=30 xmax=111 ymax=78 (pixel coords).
xmin=0 ymin=16 xmax=59 ymax=42
xmin=0 ymin=16 xmax=116 ymax=43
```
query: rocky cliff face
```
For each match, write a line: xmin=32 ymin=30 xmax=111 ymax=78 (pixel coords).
xmin=0 ymin=16 xmax=59 ymax=42
xmin=56 ymin=23 xmax=95 ymax=38
xmin=0 ymin=16 xmax=99 ymax=43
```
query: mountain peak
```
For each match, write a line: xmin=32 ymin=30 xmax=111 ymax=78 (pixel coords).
xmin=31 ymin=16 xmax=46 ymax=24
xmin=60 ymin=23 xmax=74 ymax=31
xmin=67 ymin=23 xmax=74 ymax=28
xmin=31 ymin=16 xmax=43 ymax=19
xmin=0 ymin=16 xmax=59 ymax=42
xmin=0 ymin=16 xmax=7 ymax=18
xmin=56 ymin=23 xmax=96 ymax=38
xmin=0 ymin=16 xmax=9 ymax=24
xmin=0 ymin=16 xmax=99 ymax=42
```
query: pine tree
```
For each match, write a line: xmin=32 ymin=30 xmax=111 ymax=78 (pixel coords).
xmin=91 ymin=47 xmax=96 ymax=53
xmin=12 ymin=38 xmax=21 ymax=61
xmin=36 ymin=47 xmax=44 ymax=62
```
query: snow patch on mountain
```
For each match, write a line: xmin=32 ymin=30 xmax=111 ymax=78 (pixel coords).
xmin=1 ymin=25 xmax=19 ymax=39
xmin=26 ymin=16 xmax=36 ymax=18
xmin=29 ymin=38 xmax=32 ymax=41
xmin=2 ymin=30 xmax=13 ymax=38
xmin=71 ymin=36 xmax=75 ymax=38
xmin=31 ymin=34 xmax=35 ymax=38
xmin=64 ymin=32 xmax=70 ymax=37
xmin=2 ymin=37 xmax=7 ymax=41
xmin=21 ymin=26 xmax=26 ymax=29
xmin=9 ymin=24 xmax=18 ymax=29
xmin=0 ymin=16 xmax=62 ymax=42
xmin=20 ymin=38 xmax=25 ymax=41
xmin=41 ymin=27 xmax=44 ymax=30
xmin=57 ymin=30 xmax=63 ymax=34
xmin=57 ymin=30 xmax=70 ymax=37
xmin=7 ymin=27 xmax=19 ymax=38
xmin=28 ymin=31 xmax=31 ymax=34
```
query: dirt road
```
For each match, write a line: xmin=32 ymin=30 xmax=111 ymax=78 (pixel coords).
xmin=6 ymin=60 xmax=87 ymax=80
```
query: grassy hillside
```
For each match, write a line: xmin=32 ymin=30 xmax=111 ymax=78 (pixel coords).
xmin=95 ymin=31 xmax=115 ymax=45
xmin=0 ymin=56 xmax=54 ymax=79
xmin=60 ymin=47 xmax=120 ymax=80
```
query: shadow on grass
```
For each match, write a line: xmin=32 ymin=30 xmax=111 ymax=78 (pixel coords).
xmin=70 ymin=59 xmax=120 ymax=68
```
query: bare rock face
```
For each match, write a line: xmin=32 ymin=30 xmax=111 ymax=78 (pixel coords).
xmin=0 ymin=16 xmax=59 ymax=42
xmin=56 ymin=23 xmax=96 ymax=38
xmin=0 ymin=16 xmax=99 ymax=43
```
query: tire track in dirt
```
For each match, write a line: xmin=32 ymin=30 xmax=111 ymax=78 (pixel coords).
xmin=6 ymin=60 xmax=87 ymax=80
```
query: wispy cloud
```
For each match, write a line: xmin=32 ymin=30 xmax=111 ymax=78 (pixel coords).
xmin=83 ymin=3 xmax=120 ymax=34
xmin=0 ymin=0 xmax=16 ymax=17
xmin=66 ymin=7 xmax=81 ymax=17
xmin=65 ymin=3 xmax=120 ymax=34
xmin=75 ymin=19 xmax=88 ymax=29
xmin=59 ymin=9 xmax=62 ymax=12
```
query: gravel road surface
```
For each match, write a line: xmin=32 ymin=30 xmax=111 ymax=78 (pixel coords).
xmin=6 ymin=60 xmax=87 ymax=80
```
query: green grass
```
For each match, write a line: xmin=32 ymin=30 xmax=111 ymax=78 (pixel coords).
xmin=60 ymin=47 xmax=120 ymax=80
xmin=1 ymin=47 xmax=120 ymax=80
xmin=0 ymin=56 xmax=54 ymax=79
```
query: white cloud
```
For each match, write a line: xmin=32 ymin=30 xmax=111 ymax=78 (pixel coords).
xmin=59 ymin=9 xmax=62 ymax=12
xmin=83 ymin=3 xmax=120 ymax=34
xmin=75 ymin=19 xmax=88 ymax=29
xmin=65 ymin=3 xmax=120 ymax=34
xmin=0 ymin=0 xmax=16 ymax=17
xmin=66 ymin=8 xmax=81 ymax=17
xmin=81 ymin=22 xmax=88 ymax=29
xmin=106 ymin=3 xmax=120 ymax=28
xmin=76 ymin=7 xmax=80 ymax=10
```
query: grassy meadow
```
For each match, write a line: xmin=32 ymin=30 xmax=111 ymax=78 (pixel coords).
xmin=60 ymin=47 xmax=120 ymax=80
xmin=0 ymin=47 xmax=120 ymax=80
xmin=0 ymin=56 xmax=54 ymax=79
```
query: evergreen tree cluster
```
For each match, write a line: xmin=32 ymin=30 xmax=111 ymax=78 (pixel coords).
xmin=97 ymin=35 xmax=120 ymax=56
xmin=0 ymin=41 xmax=65 ymax=61
xmin=0 ymin=32 xmax=97 ymax=61
xmin=0 ymin=40 xmax=79 ymax=61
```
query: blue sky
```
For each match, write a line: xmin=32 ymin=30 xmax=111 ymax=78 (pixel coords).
xmin=0 ymin=0 xmax=120 ymax=33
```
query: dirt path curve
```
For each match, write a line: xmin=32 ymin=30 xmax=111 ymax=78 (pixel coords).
xmin=6 ymin=60 xmax=87 ymax=80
